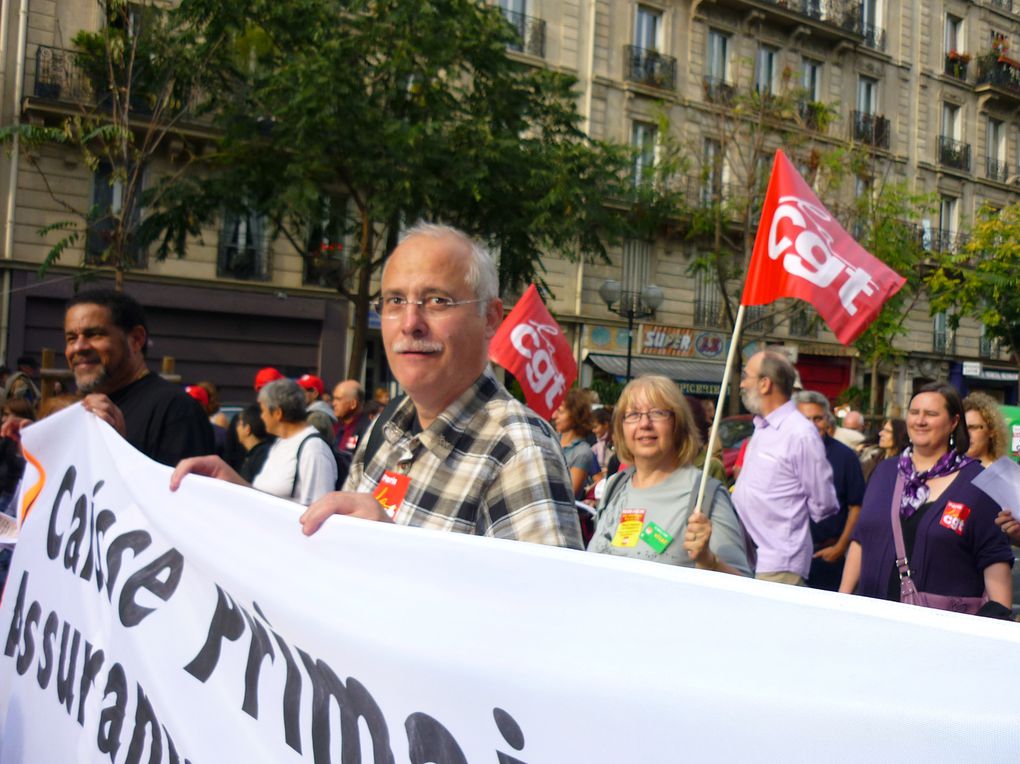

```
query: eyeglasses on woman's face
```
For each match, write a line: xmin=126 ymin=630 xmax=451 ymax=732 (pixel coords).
xmin=622 ymin=409 xmax=674 ymax=425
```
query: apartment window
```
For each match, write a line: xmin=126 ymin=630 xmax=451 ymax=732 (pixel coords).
xmin=789 ymin=306 xmax=818 ymax=338
xmin=500 ymin=0 xmax=527 ymax=14
xmin=707 ymin=30 xmax=730 ymax=83
xmin=702 ymin=138 xmax=725 ymax=204
xmin=634 ymin=5 xmax=662 ymax=50
xmin=802 ymin=59 xmax=822 ymax=101
xmin=857 ymin=76 xmax=878 ymax=115
xmin=304 ymin=194 xmax=349 ymax=286
xmin=694 ymin=268 xmax=723 ymax=327
xmin=987 ymin=118 xmax=1007 ymax=181
xmin=932 ymin=312 xmax=950 ymax=354
xmin=632 ymin=121 xmax=657 ymax=186
xmin=756 ymin=45 xmax=779 ymax=96
xmin=218 ymin=209 xmax=268 ymax=280
xmin=861 ymin=0 xmax=884 ymax=49
xmin=86 ymin=160 xmax=144 ymax=266
xmin=621 ymin=239 xmax=652 ymax=295
xmin=945 ymin=14 xmax=963 ymax=56
xmin=942 ymin=102 xmax=961 ymax=140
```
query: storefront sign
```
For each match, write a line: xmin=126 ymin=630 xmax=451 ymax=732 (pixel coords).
xmin=640 ymin=325 xmax=727 ymax=359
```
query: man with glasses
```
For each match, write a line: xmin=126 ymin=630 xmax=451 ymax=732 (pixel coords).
xmin=173 ymin=223 xmax=582 ymax=549
xmin=731 ymin=350 xmax=838 ymax=586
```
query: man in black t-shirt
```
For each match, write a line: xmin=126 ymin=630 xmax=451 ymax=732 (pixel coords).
xmin=61 ymin=290 xmax=214 ymax=466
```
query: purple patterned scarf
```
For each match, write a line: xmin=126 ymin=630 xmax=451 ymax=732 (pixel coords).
xmin=897 ymin=447 xmax=974 ymax=519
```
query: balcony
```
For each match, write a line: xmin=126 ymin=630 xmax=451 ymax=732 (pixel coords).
xmin=861 ymin=23 xmax=886 ymax=52
xmin=624 ymin=45 xmax=677 ymax=91
xmin=707 ymin=0 xmax=864 ymax=44
xmin=989 ymin=0 xmax=1013 ymax=13
xmin=502 ymin=10 xmax=546 ymax=58
xmin=850 ymin=110 xmax=890 ymax=149
xmin=986 ymin=157 xmax=1010 ymax=182
xmin=916 ymin=225 xmax=969 ymax=253
xmin=976 ymin=52 xmax=1020 ymax=105
xmin=26 ymin=45 xmax=211 ymax=132
xmin=797 ymin=100 xmax=829 ymax=131
xmin=944 ymin=53 xmax=970 ymax=81
xmin=703 ymin=77 xmax=736 ymax=104
xmin=937 ymin=136 xmax=971 ymax=172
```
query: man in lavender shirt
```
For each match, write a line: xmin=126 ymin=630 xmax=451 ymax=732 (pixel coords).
xmin=731 ymin=350 xmax=839 ymax=586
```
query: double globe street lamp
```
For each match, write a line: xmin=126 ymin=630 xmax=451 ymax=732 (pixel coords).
xmin=598 ymin=279 xmax=664 ymax=382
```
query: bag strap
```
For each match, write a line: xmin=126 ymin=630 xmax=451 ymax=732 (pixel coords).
xmin=598 ymin=466 xmax=636 ymax=516
xmin=361 ymin=394 xmax=406 ymax=468
xmin=291 ymin=433 xmax=321 ymax=498
xmin=888 ymin=471 xmax=919 ymax=600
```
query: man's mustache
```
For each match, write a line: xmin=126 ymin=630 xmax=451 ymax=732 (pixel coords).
xmin=392 ymin=340 xmax=443 ymax=354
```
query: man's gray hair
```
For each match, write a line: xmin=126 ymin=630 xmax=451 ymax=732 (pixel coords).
xmin=793 ymin=389 xmax=831 ymax=413
xmin=759 ymin=350 xmax=797 ymax=399
xmin=399 ymin=222 xmax=499 ymax=307
xmin=257 ymin=379 xmax=307 ymax=423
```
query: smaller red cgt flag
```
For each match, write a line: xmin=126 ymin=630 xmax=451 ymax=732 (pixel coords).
xmin=742 ymin=150 xmax=906 ymax=345
xmin=489 ymin=285 xmax=577 ymax=419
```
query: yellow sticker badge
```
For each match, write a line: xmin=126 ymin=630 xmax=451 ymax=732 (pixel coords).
xmin=611 ymin=509 xmax=646 ymax=548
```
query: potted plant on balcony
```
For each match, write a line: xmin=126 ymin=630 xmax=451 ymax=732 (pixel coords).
xmin=946 ymin=50 xmax=970 ymax=79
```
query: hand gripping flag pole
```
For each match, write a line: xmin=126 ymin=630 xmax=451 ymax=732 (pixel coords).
xmin=692 ymin=149 xmax=906 ymax=517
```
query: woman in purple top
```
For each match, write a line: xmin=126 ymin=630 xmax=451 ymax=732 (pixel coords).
xmin=840 ymin=382 xmax=1013 ymax=613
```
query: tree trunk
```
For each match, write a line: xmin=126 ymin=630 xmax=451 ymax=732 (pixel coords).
xmin=868 ymin=356 xmax=879 ymax=416
xmin=345 ymin=218 xmax=376 ymax=379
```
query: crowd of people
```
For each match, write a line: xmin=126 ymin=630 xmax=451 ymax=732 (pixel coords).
xmin=0 ymin=222 xmax=1017 ymax=621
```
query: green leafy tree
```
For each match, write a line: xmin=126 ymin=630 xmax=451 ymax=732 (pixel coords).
xmin=165 ymin=0 xmax=678 ymax=375
xmin=927 ymin=203 xmax=1020 ymax=392
xmin=0 ymin=1 xmax=223 ymax=289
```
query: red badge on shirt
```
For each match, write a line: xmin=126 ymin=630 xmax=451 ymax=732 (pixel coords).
xmin=373 ymin=471 xmax=410 ymax=520
xmin=940 ymin=501 xmax=971 ymax=536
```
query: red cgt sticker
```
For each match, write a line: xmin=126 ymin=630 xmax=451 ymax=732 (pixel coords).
xmin=940 ymin=502 xmax=971 ymax=536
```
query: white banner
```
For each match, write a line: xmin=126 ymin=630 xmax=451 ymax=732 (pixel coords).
xmin=1 ymin=405 xmax=1020 ymax=762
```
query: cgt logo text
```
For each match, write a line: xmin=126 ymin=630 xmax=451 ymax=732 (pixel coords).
xmin=510 ymin=320 xmax=566 ymax=409
xmin=768 ymin=195 xmax=877 ymax=316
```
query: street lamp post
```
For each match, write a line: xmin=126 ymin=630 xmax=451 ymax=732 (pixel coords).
xmin=598 ymin=279 xmax=664 ymax=382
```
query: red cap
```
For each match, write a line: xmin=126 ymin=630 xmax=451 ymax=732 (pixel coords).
xmin=254 ymin=367 xmax=284 ymax=391
xmin=185 ymin=385 xmax=209 ymax=408
xmin=297 ymin=373 xmax=325 ymax=396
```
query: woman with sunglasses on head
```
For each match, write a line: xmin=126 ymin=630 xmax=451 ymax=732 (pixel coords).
xmin=860 ymin=417 xmax=909 ymax=482
xmin=840 ymin=382 xmax=1013 ymax=615
xmin=587 ymin=376 xmax=750 ymax=576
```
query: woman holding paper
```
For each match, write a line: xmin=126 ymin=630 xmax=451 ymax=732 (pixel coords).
xmin=840 ymin=383 xmax=1013 ymax=614
xmin=586 ymin=376 xmax=750 ymax=576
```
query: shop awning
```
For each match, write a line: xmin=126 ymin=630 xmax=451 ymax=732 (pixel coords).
xmin=586 ymin=353 xmax=726 ymax=394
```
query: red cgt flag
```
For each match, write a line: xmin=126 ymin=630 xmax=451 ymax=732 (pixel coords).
xmin=489 ymin=284 xmax=577 ymax=419
xmin=742 ymin=149 xmax=906 ymax=345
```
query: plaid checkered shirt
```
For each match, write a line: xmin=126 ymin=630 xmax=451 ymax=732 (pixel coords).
xmin=344 ymin=368 xmax=583 ymax=549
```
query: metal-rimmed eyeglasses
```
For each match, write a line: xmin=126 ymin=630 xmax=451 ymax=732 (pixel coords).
xmin=370 ymin=295 xmax=485 ymax=319
xmin=621 ymin=409 xmax=674 ymax=424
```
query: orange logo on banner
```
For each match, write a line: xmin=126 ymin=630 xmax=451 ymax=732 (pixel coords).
xmin=939 ymin=501 xmax=971 ymax=536
xmin=373 ymin=471 xmax=411 ymax=520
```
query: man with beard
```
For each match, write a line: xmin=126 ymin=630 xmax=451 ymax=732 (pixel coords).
xmin=173 ymin=223 xmax=582 ymax=548
xmin=62 ymin=290 xmax=214 ymax=466
xmin=731 ymin=350 xmax=838 ymax=585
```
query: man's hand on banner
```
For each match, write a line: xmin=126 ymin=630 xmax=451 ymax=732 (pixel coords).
xmin=300 ymin=492 xmax=394 ymax=535
xmin=82 ymin=394 xmax=127 ymax=437
xmin=170 ymin=455 xmax=250 ymax=491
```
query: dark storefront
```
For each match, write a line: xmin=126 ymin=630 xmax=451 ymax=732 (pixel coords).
xmin=4 ymin=270 xmax=347 ymax=404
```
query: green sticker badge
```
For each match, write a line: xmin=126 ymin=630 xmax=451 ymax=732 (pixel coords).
xmin=639 ymin=521 xmax=673 ymax=554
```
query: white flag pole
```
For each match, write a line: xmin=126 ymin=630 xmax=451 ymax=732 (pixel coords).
xmin=693 ymin=303 xmax=747 ymax=516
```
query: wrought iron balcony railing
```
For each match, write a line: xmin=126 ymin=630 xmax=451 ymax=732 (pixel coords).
xmin=703 ymin=76 xmax=736 ymax=104
xmin=502 ymin=10 xmax=546 ymax=58
xmin=937 ymin=135 xmax=971 ymax=171
xmin=976 ymin=54 xmax=1020 ymax=97
xmin=624 ymin=45 xmax=677 ymax=90
xmin=986 ymin=157 xmax=1010 ymax=182
xmin=989 ymin=0 xmax=1013 ymax=13
xmin=32 ymin=46 xmax=90 ymax=102
xmin=916 ymin=225 xmax=969 ymax=253
xmin=861 ymin=23 xmax=886 ymax=51
xmin=944 ymin=54 xmax=969 ymax=80
xmin=850 ymin=110 xmax=890 ymax=148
